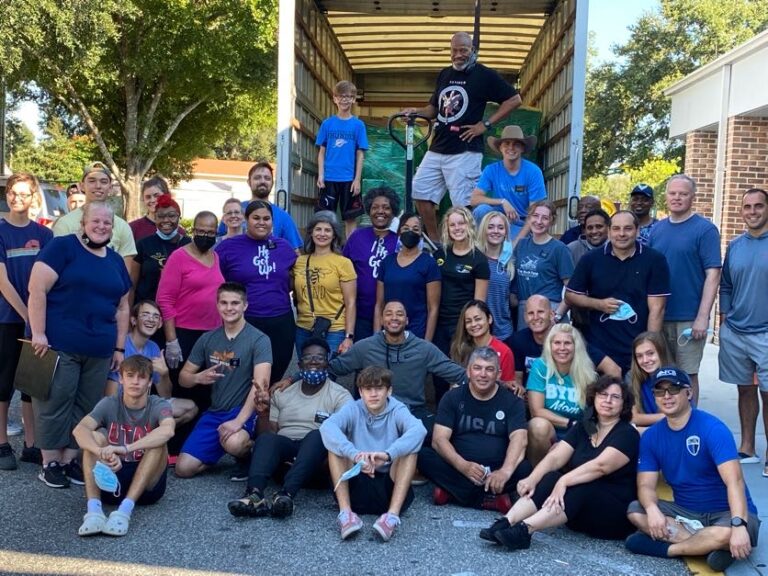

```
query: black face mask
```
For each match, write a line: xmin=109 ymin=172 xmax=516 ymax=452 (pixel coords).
xmin=193 ymin=234 xmax=216 ymax=252
xmin=399 ymin=230 xmax=421 ymax=249
xmin=81 ymin=233 xmax=111 ymax=250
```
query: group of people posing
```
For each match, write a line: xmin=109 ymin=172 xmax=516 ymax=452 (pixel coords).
xmin=0 ymin=29 xmax=765 ymax=571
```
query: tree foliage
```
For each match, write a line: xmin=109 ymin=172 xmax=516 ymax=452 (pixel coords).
xmin=583 ymin=0 xmax=768 ymax=179
xmin=9 ymin=118 xmax=99 ymax=184
xmin=581 ymin=156 xmax=681 ymax=212
xmin=0 ymin=0 xmax=278 ymax=219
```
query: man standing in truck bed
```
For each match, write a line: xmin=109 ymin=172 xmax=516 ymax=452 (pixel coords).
xmin=404 ymin=31 xmax=522 ymax=241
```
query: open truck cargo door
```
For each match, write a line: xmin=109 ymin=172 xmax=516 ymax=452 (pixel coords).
xmin=276 ymin=0 xmax=588 ymax=234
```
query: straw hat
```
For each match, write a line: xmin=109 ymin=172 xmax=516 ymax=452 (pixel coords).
xmin=487 ymin=125 xmax=537 ymax=155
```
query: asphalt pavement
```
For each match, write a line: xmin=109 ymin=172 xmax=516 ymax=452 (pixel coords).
xmin=0 ymin=343 xmax=764 ymax=576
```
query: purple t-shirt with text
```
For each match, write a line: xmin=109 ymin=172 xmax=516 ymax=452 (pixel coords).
xmin=216 ymin=234 xmax=298 ymax=317
xmin=343 ymin=227 xmax=398 ymax=321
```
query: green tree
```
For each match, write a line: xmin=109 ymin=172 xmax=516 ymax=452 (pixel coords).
xmin=584 ymin=0 xmax=768 ymax=178
xmin=582 ymin=156 xmax=681 ymax=211
xmin=0 ymin=0 xmax=277 ymax=219
xmin=11 ymin=118 xmax=99 ymax=184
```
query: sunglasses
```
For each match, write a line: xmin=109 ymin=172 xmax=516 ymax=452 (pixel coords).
xmin=652 ymin=385 xmax=684 ymax=398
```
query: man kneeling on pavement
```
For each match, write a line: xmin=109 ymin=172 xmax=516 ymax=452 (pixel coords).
xmin=418 ymin=346 xmax=531 ymax=513
xmin=228 ymin=337 xmax=352 ymax=518
xmin=73 ymin=355 xmax=175 ymax=537
xmin=320 ymin=365 xmax=426 ymax=542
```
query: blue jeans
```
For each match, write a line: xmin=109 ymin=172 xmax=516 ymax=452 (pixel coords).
xmin=295 ymin=327 xmax=346 ymax=358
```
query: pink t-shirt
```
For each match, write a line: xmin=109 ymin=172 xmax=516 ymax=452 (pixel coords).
xmin=156 ymin=247 xmax=224 ymax=331
xmin=489 ymin=336 xmax=515 ymax=383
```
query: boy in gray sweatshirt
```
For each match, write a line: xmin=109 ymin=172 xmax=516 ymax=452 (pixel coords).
xmin=320 ymin=365 xmax=426 ymax=542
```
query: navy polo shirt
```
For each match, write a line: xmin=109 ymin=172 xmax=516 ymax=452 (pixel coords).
xmin=566 ymin=242 xmax=670 ymax=372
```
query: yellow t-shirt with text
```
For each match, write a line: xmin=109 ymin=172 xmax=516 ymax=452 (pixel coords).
xmin=293 ymin=252 xmax=356 ymax=332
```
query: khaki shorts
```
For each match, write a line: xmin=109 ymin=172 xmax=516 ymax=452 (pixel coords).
xmin=663 ymin=321 xmax=706 ymax=375
xmin=412 ymin=150 xmax=481 ymax=207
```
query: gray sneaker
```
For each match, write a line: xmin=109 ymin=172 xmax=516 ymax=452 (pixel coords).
xmin=0 ymin=443 xmax=17 ymax=471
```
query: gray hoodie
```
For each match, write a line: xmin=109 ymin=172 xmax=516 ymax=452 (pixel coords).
xmin=320 ymin=396 xmax=427 ymax=471
xmin=329 ymin=331 xmax=467 ymax=409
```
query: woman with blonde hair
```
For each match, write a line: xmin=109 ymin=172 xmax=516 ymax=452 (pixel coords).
xmin=526 ymin=323 xmax=596 ymax=465
xmin=513 ymin=200 xmax=573 ymax=328
xmin=629 ymin=331 xmax=671 ymax=430
xmin=433 ymin=206 xmax=489 ymax=403
xmin=477 ymin=211 xmax=516 ymax=341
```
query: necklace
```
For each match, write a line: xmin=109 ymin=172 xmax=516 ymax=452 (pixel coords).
xmin=590 ymin=420 xmax=618 ymax=448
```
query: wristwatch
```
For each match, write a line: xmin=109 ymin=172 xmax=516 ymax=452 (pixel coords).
xmin=730 ymin=517 xmax=747 ymax=528
xmin=345 ymin=333 xmax=354 ymax=340
xmin=483 ymin=120 xmax=492 ymax=130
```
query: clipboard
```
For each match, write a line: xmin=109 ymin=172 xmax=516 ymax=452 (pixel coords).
xmin=14 ymin=340 xmax=60 ymax=401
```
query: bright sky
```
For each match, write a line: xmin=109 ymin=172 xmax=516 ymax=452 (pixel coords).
xmin=588 ymin=0 xmax=658 ymax=62
xmin=12 ymin=0 xmax=659 ymax=139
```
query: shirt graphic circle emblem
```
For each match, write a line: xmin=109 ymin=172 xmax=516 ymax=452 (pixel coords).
xmin=437 ymin=85 xmax=469 ymax=124
xmin=496 ymin=410 xmax=505 ymax=421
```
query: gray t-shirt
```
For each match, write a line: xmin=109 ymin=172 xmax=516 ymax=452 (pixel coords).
xmin=188 ymin=323 xmax=272 ymax=412
xmin=88 ymin=395 xmax=173 ymax=462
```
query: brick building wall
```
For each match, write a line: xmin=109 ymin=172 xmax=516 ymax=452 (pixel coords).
xmin=684 ymin=129 xmax=718 ymax=220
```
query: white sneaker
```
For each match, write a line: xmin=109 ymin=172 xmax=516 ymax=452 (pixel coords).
xmin=6 ymin=422 xmax=23 ymax=436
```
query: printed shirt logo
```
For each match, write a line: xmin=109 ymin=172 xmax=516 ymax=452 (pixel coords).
xmin=6 ymin=239 xmax=42 ymax=259
xmin=686 ymin=435 xmax=700 ymax=457
xmin=332 ymin=137 xmax=347 ymax=148
xmin=437 ymin=85 xmax=469 ymax=124
xmin=252 ymin=244 xmax=276 ymax=278
xmin=369 ymin=238 xmax=390 ymax=280
xmin=517 ymin=255 xmax=541 ymax=280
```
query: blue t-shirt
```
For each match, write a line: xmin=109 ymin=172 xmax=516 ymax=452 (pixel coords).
xmin=378 ymin=252 xmax=441 ymax=339
xmin=0 ymin=220 xmax=53 ymax=324
xmin=107 ymin=335 xmax=161 ymax=385
xmin=639 ymin=376 xmax=659 ymax=415
xmin=566 ymin=242 xmax=671 ymax=372
xmin=215 ymin=234 xmax=298 ymax=317
xmin=343 ymin=227 xmax=398 ymax=321
xmin=649 ymin=214 xmax=721 ymax=321
xmin=513 ymin=237 xmax=574 ymax=303
xmin=475 ymin=159 xmax=546 ymax=220
xmin=316 ymin=115 xmax=369 ymax=182
xmin=486 ymin=256 xmax=514 ymax=341
xmin=525 ymin=357 xmax=583 ymax=421
xmin=639 ymin=409 xmax=757 ymax=515
xmin=217 ymin=201 xmax=302 ymax=250
xmin=37 ymin=235 xmax=132 ymax=357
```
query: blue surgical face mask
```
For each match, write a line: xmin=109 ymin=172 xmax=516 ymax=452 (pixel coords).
xmin=299 ymin=369 xmax=328 ymax=387
xmin=156 ymin=228 xmax=179 ymax=241
xmin=677 ymin=327 xmax=714 ymax=346
xmin=600 ymin=301 xmax=638 ymax=324
xmin=333 ymin=460 xmax=364 ymax=492
xmin=93 ymin=461 xmax=121 ymax=497
xmin=499 ymin=240 xmax=514 ymax=267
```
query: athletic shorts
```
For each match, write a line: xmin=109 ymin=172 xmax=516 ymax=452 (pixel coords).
xmin=663 ymin=321 xmax=706 ymax=375
xmin=627 ymin=499 xmax=760 ymax=546
xmin=101 ymin=459 xmax=167 ymax=506
xmin=719 ymin=323 xmax=768 ymax=391
xmin=348 ymin=471 xmax=414 ymax=516
xmin=0 ymin=323 xmax=30 ymax=403
xmin=180 ymin=407 xmax=256 ymax=466
xmin=317 ymin=181 xmax=364 ymax=221
xmin=412 ymin=151 xmax=481 ymax=207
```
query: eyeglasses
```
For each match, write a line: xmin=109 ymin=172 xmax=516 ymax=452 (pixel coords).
xmin=596 ymin=391 xmax=623 ymax=402
xmin=138 ymin=312 xmax=161 ymax=321
xmin=300 ymin=354 xmax=327 ymax=363
xmin=224 ymin=211 xmax=243 ymax=217
xmin=192 ymin=229 xmax=217 ymax=238
xmin=652 ymin=385 xmax=684 ymax=398
xmin=7 ymin=191 xmax=33 ymax=200
xmin=336 ymin=95 xmax=355 ymax=101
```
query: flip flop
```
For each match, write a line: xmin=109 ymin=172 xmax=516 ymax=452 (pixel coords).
xmin=78 ymin=512 xmax=107 ymax=536
xmin=102 ymin=510 xmax=131 ymax=537
xmin=738 ymin=452 xmax=760 ymax=464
